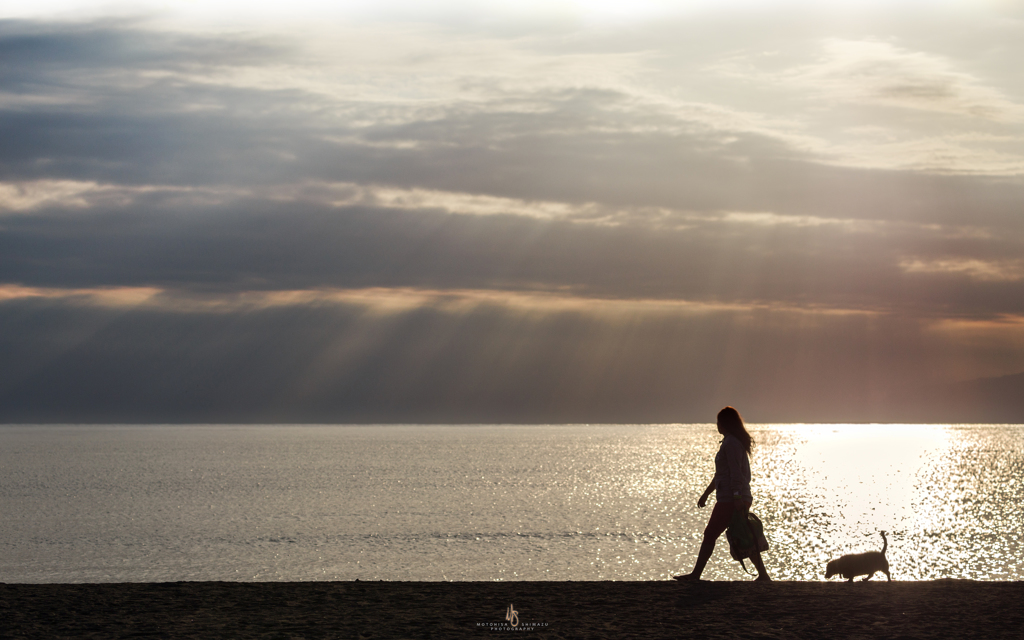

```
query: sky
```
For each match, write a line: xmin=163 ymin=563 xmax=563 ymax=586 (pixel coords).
xmin=1 ymin=0 xmax=1022 ymax=423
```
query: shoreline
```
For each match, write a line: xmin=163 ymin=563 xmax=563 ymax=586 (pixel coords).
xmin=2 ymin=580 xmax=1022 ymax=638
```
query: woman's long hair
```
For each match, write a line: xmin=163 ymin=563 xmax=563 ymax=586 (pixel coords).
xmin=718 ymin=406 xmax=753 ymax=456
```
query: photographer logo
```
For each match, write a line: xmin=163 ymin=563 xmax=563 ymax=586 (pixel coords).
xmin=505 ymin=604 xmax=519 ymax=627
xmin=475 ymin=603 xmax=548 ymax=632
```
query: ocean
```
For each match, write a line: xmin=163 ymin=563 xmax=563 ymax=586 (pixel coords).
xmin=1 ymin=424 xmax=1021 ymax=583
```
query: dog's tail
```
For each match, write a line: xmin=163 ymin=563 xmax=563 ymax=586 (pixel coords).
xmin=880 ymin=531 xmax=888 ymax=555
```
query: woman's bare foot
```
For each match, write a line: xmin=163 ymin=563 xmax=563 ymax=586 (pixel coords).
xmin=755 ymin=575 xmax=772 ymax=582
xmin=673 ymin=573 xmax=700 ymax=581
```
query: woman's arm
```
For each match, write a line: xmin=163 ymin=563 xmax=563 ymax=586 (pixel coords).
xmin=697 ymin=478 xmax=716 ymax=508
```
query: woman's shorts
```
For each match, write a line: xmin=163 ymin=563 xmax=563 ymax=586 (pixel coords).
xmin=703 ymin=500 xmax=751 ymax=539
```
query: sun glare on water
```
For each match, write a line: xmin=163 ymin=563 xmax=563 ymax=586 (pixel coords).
xmin=781 ymin=424 xmax=950 ymax=529
xmin=751 ymin=424 xmax=1022 ymax=581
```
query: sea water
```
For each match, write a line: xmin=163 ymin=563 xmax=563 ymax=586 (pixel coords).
xmin=1 ymin=424 xmax=1021 ymax=582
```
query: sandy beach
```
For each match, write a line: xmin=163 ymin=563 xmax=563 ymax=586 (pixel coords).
xmin=2 ymin=580 xmax=1021 ymax=639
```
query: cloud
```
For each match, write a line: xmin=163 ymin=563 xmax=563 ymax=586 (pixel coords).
xmin=0 ymin=179 xmax=205 ymax=211
xmin=0 ymin=282 xmax=887 ymax=320
xmin=0 ymin=284 xmax=161 ymax=305
xmin=2 ymin=288 xmax=1022 ymax=423
xmin=0 ymin=18 xmax=287 ymax=77
xmin=4 ymin=191 xmax=1024 ymax=325
xmin=711 ymin=36 xmax=1024 ymax=175
xmin=821 ymin=133 xmax=1024 ymax=176
xmin=900 ymin=258 xmax=1024 ymax=282
xmin=786 ymin=39 xmax=1023 ymax=121
xmin=1 ymin=13 xmax=1023 ymax=422
xmin=4 ymin=19 xmax=1022 ymax=217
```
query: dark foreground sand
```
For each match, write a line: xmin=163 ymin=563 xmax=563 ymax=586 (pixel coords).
xmin=2 ymin=580 xmax=1021 ymax=639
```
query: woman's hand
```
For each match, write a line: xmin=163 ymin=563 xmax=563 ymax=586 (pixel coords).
xmin=697 ymin=493 xmax=709 ymax=508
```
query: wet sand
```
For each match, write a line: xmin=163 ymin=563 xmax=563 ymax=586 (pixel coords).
xmin=2 ymin=580 xmax=1021 ymax=639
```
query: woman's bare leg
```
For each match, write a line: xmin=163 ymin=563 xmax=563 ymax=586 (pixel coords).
xmin=750 ymin=550 xmax=771 ymax=581
xmin=692 ymin=535 xmax=717 ymax=577
xmin=675 ymin=535 xmax=717 ymax=580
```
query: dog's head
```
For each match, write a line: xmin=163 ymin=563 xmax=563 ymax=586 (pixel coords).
xmin=824 ymin=559 xmax=838 ymax=579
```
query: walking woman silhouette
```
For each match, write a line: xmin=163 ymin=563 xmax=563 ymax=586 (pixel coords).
xmin=674 ymin=406 xmax=771 ymax=581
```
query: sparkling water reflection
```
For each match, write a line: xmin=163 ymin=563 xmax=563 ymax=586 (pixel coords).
xmin=754 ymin=424 xmax=1022 ymax=581
xmin=0 ymin=424 xmax=1021 ymax=582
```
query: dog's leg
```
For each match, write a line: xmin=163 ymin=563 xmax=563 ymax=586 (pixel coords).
xmin=846 ymin=575 xmax=854 ymax=583
xmin=884 ymin=570 xmax=891 ymax=582
xmin=862 ymin=572 xmax=874 ymax=581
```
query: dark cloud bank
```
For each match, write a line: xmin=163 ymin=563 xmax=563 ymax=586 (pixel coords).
xmin=2 ymin=292 xmax=1021 ymax=424
xmin=1 ymin=19 xmax=1022 ymax=423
